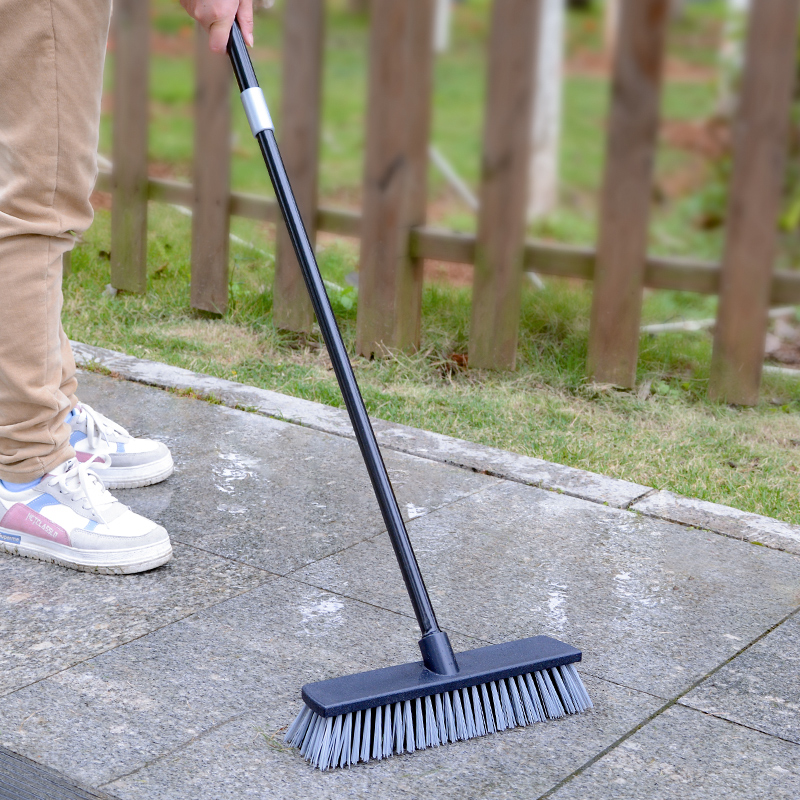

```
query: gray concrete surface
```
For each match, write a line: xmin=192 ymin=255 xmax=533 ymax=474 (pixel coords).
xmin=1 ymin=358 xmax=799 ymax=799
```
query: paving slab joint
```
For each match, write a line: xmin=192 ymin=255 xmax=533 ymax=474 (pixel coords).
xmin=623 ymin=487 xmax=658 ymax=509
xmin=631 ymin=490 xmax=800 ymax=556
xmin=537 ymin=603 xmax=800 ymax=799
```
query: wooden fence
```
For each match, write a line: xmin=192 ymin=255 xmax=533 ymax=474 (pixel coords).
xmin=101 ymin=0 xmax=800 ymax=406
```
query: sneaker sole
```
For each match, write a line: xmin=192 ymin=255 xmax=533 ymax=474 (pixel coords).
xmin=0 ymin=532 xmax=173 ymax=575
xmin=94 ymin=453 xmax=175 ymax=490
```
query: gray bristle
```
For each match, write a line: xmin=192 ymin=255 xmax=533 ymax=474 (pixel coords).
xmin=284 ymin=665 xmax=593 ymax=770
xmin=481 ymin=682 xmax=496 ymax=734
xmin=415 ymin=697 xmax=426 ymax=750
xmin=393 ymin=702 xmax=403 ymax=754
xmin=372 ymin=705 xmax=382 ymax=761
xmin=489 ymin=681 xmax=507 ymax=731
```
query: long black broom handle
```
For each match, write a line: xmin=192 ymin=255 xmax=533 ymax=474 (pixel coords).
xmin=227 ymin=23 xmax=458 ymax=675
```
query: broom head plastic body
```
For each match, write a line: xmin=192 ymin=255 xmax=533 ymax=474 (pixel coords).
xmin=285 ymin=635 xmax=592 ymax=770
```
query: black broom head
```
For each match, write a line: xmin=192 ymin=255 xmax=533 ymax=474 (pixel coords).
xmin=284 ymin=635 xmax=592 ymax=770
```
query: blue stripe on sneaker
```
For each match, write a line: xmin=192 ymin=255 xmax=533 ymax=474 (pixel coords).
xmin=117 ymin=442 xmax=125 ymax=453
xmin=0 ymin=478 xmax=42 ymax=492
xmin=70 ymin=431 xmax=87 ymax=446
xmin=84 ymin=520 xmax=98 ymax=531
xmin=27 ymin=494 xmax=62 ymax=513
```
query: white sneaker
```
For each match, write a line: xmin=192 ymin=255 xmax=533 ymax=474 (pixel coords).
xmin=0 ymin=458 xmax=172 ymax=574
xmin=68 ymin=403 xmax=174 ymax=489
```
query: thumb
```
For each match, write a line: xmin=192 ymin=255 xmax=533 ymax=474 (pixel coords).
xmin=237 ymin=0 xmax=255 ymax=47
xmin=207 ymin=15 xmax=235 ymax=53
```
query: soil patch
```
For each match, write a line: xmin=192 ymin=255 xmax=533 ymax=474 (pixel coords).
xmin=567 ymin=49 xmax=717 ymax=83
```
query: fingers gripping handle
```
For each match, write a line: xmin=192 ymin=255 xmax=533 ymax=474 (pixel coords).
xmin=227 ymin=21 xmax=258 ymax=91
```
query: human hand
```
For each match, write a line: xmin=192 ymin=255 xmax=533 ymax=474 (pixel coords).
xmin=179 ymin=0 xmax=254 ymax=53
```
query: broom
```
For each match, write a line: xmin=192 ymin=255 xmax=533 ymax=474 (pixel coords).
xmin=226 ymin=22 xmax=592 ymax=770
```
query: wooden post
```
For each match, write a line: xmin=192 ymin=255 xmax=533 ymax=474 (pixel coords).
xmin=356 ymin=0 xmax=436 ymax=358
xmin=274 ymin=0 xmax=325 ymax=333
xmin=191 ymin=25 xmax=232 ymax=316
xmin=709 ymin=0 xmax=799 ymax=405
xmin=469 ymin=0 xmax=542 ymax=370
xmin=110 ymin=0 xmax=149 ymax=294
xmin=586 ymin=0 xmax=669 ymax=388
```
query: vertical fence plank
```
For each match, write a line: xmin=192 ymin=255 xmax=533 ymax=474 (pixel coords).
xmin=469 ymin=0 xmax=542 ymax=370
xmin=709 ymin=0 xmax=800 ymax=405
xmin=110 ymin=0 xmax=149 ymax=293
xmin=274 ymin=0 xmax=325 ymax=333
xmin=191 ymin=25 xmax=232 ymax=315
xmin=356 ymin=0 xmax=436 ymax=358
xmin=397 ymin=0 xmax=436 ymax=349
xmin=586 ymin=0 xmax=669 ymax=388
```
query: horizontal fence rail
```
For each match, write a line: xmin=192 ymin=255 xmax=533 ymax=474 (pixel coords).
xmin=96 ymin=169 xmax=800 ymax=305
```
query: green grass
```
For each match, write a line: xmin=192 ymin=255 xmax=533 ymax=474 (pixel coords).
xmin=70 ymin=0 xmax=800 ymax=526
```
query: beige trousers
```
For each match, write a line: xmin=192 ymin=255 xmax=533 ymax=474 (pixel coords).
xmin=0 ymin=0 xmax=111 ymax=482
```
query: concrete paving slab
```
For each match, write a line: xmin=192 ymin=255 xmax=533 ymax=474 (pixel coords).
xmin=295 ymin=482 xmax=800 ymax=698
xmin=0 ymin=543 xmax=268 ymax=698
xmin=0 ymin=578 xmax=484 ymax=787
xmin=680 ymin=611 xmax=800 ymax=744
xmin=546 ymin=704 xmax=800 ymax=800
xmin=72 ymin=343 xmax=652 ymax=508
xmin=370 ymin=426 xmax=651 ymax=509
xmin=632 ymin=491 xmax=800 ymax=556
xmin=76 ymin=371 xmax=497 ymax=576
xmin=103 ymin=675 xmax=661 ymax=800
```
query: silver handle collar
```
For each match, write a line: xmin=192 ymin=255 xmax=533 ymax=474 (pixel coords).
xmin=241 ymin=87 xmax=274 ymax=136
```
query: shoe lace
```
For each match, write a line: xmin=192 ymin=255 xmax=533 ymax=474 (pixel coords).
xmin=75 ymin=403 xmax=130 ymax=452
xmin=47 ymin=456 xmax=115 ymax=525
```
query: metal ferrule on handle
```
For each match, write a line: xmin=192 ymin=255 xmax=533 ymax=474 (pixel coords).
xmin=241 ymin=88 xmax=273 ymax=136
xmin=226 ymin=22 xmax=458 ymax=677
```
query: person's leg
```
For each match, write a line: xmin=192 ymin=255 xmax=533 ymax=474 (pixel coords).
xmin=0 ymin=0 xmax=172 ymax=573
xmin=0 ymin=0 xmax=173 ymax=490
xmin=0 ymin=0 xmax=110 ymax=482
xmin=59 ymin=324 xmax=80 ymax=418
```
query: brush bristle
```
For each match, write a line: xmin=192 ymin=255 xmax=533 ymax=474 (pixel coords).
xmin=284 ymin=662 xmax=592 ymax=770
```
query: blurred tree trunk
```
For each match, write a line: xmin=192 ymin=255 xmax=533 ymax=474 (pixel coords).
xmin=528 ymin=0 xmax=564 ymax=220
xmin=717 ymin=0 xmax=750 ymax=117
xmin=434 ymin=0 xmax=452 ymax=52
xmin=604 ymin=0 xmax=620 ymax=62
